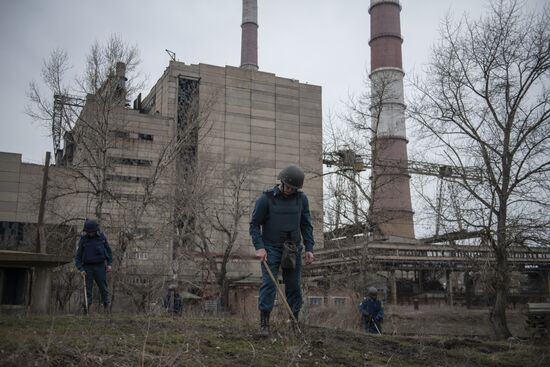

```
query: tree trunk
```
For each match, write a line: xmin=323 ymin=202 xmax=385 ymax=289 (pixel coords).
xmin=219 ymin=277 xmax=230 ymax=312
xmin=489 ymin=284 xmax=512 ymax=339
xmin=489 ymin=247 xmax=512 ymax=339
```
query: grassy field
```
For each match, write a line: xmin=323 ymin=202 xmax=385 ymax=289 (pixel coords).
xmin=0 ymin=311 xmax=547 ymax=367
xmin=304 ymin=304 xmax=533 ymax=338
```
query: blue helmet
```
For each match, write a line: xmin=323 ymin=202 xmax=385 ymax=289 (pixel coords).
xmin=83 ymin=218 xmax=99 ymax=233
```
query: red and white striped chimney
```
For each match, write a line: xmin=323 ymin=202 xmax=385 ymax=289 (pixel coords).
xmin=240 ymin=0 xmax=258 ymax=70
xmin=369 ymin=0 xmax=415 ymax=239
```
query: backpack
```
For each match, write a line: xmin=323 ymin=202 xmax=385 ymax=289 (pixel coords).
xmin=82 ymin=234 xmax=107 ymax=264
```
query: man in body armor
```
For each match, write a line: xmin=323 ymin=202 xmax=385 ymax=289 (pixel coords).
xmin=359 ymin=286 xmax=384 ymax=334
xmin=75 ymin=218 xmax=113 ymax=312
xmin=249 ymin=165 xmax=315 ymax=336
xmin=163 ymin=284 xmax=183 ymax=315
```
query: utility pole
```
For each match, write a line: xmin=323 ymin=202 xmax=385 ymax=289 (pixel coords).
xmin=36 ymin=151 xmax=51 ymax=254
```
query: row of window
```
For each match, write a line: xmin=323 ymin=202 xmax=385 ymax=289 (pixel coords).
xmin=110 ymin=157 xmax=153 ymax=166
xmin=256 ymin=295 xmax=348 ymax=307
xmin=0 ymin=222 xmax=77 ymax=249
xmin=308 ymin=296 xmax=348 ymax=306
xmin=326 ymin=248 xmax=550 ymax=261
xmin=422 ymin=250 xmax=550 ymax=260
xmin=133 ymin=251 xmax=149 ymax=260
xmin=130 ymin=277 xmax=149 ymax=285
xmin=107 ymin=174 xmax=148 ymax=183
xmin=113 ymin=193 xmax=146 ymax=201
xmin=111 ymin=130 xmax=154 ymax=141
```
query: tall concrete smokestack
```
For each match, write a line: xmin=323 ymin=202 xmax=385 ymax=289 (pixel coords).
xmin=369 ymin=0 xmax=415 ymax=239
xmin=240 ymin=0 xmax=258 ymax=70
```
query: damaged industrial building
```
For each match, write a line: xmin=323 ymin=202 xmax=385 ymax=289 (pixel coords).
xmin=0 ymin=0 xmax=323 ymax=314
xmin=1 ymin=0 xmax=549 ymax=319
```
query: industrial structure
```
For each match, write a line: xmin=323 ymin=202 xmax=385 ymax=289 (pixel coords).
xmin=369 ymin=0 xmax=414 ymax=239
xmin=314 ymin=0 xmax=550 ymax=307
xmin=0 ymin=0 xmax=322 ymax=313
xmin=0 ymin=0 xmax=548 ymax=315
xmin=306 ymin=236 xmax=550 ymax=305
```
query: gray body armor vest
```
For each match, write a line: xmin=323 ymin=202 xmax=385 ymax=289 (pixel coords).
xmin=261 ymin=191 xmax=303 ymax=246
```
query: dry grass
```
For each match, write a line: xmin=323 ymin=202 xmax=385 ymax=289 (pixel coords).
xmin=0 ymin=308 xmax=547 ymax=367
xmin=304 ymin=303 xmax=530 ymax=338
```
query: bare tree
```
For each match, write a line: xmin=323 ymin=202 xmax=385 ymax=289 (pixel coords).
xmin=27 ymin=34 xmax=144 ymax=222
xmin=323 ymin=69 xmax=413 ymax=239
xmin=319 ymin=71 xmax=413 ymax=304
xmin=26 ymin=35 xmax=217 ymax=311
xmin=409 ymin=0 xmax=550 ymax=339
xmin=172 ymin=158 xmax=258 ymax=310
xmin=322 ymin=115 xmax=371 ymax=235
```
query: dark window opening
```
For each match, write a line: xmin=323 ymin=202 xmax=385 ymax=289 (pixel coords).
xmin=174 ymin=77 xmax=200 ymax=261
xmin=309 ymin=297 xmax=323 ymax=306
xmin=110 ymin=157 xmax=152 ymax=166
xmin=112 ymin=130 xmax=130 ymax=139
xmin=334 ymin=297 xmax=347 ymax=305
xmin=138 ymin=133 xmax=154 ymax=141
xmin=1 ymin=222 xmax=35 ymax=250
xmin=0 ymin=268 xmax=30 ymax=305
xmin=106 ymin=174 xmax=148 ymax=183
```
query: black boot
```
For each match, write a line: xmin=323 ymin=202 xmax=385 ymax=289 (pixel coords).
xmin=259 ymin=310 xmax=270 ymax=337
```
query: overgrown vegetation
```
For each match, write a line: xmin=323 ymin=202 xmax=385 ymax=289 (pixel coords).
xmin=409 ymin=0 xmax=550 ymax=339
xmin=0 ymin=313 xmax=547 ymax=367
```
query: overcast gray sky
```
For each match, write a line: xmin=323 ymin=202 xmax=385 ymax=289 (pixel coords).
xmin=0 ymin=0 xmax=546 ymax=164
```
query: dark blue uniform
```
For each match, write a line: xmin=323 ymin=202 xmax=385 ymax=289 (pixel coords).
xmin=249 ymin=185 xmax=315 ymax=315
xmin=164 ymin=290 xmax=183 ymax=315
xmin=75 ymin=232 xmax=113 ymax=307
xmin=359 ymin=296 xmax=384 ymax=333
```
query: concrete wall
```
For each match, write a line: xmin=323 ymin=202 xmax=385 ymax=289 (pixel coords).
xmin=57 ymin=104 xmax=177 ymax=276
xmin=0 ymin=152 xmax=43 ymax=224
xmin=1 ymin=60 xmax=324 ymax=310
xmin=1 ymin=101 xmax=177 ymax=279
xmin=143 ymin=61 xmax=323 ymax=291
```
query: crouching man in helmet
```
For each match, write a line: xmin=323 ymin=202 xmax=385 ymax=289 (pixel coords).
xmin=249 ymin=164 xmax=315 ymax=336
xmin=359 ymin=287 xmax=384 ymax=334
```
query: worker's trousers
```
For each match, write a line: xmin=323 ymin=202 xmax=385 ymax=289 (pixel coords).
xmin=258 ymin=243 xmax=302 ymax=314
xmin=83 ymin=263 xmax=109 ymax=306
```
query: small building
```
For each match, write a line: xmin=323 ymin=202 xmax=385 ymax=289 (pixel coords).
xmin=0 ymin=250 xmax=71 ymax=313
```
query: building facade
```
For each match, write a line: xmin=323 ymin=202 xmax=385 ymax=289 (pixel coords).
xmin=140 ymin=61 xmax=323 ymax=309
xmin=0 ymin=60 xmax=323 ymax=312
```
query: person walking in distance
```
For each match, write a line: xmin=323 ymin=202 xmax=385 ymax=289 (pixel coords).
xmin=249 ymin=165 xmax=315 ymax=336
xmin=75 ymin=218 xmax=113 ymax=313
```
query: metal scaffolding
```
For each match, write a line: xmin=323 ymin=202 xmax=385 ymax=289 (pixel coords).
xmin=52 ymin=94 xmax=85 ymax=153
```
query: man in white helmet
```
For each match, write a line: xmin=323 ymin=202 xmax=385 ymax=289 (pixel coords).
xmin=250 ymin=164 xmax=315 ymax=336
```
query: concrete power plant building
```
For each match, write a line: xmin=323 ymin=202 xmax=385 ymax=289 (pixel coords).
xmin=136 ymin=0 xmax=323 ymax=310
xmin=0 ymin=0 xmax=323 ymax=313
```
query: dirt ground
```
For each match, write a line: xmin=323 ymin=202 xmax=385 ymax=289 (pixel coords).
xmin=0 ymin=307 xmax=548 ymax=367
